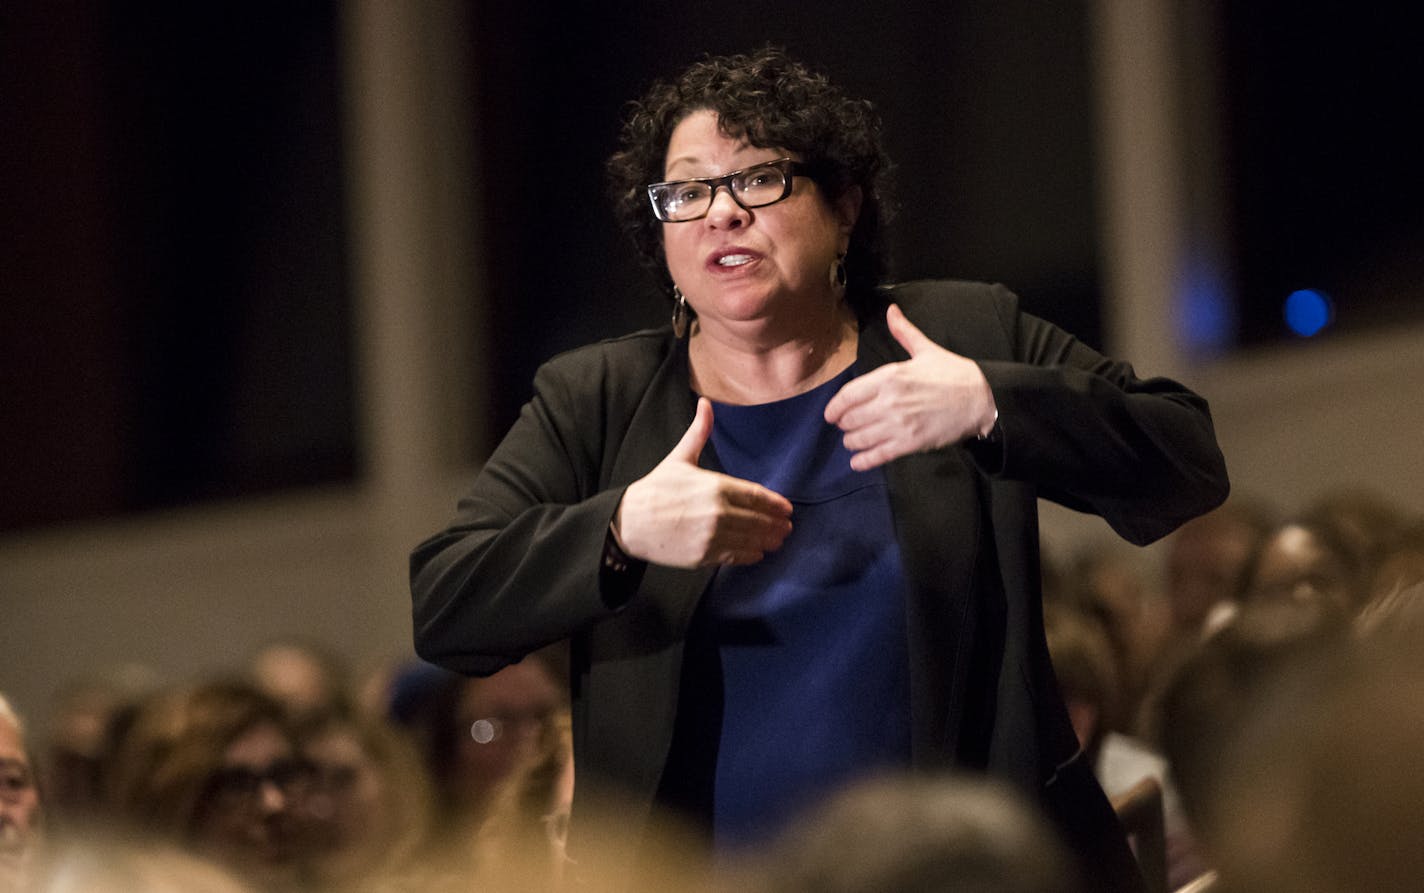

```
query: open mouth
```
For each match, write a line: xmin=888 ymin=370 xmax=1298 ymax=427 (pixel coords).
xmin=716 ymin=254 xmax=754 ymax=267
xmin=709 ymin=248 xmax=761 ymax=271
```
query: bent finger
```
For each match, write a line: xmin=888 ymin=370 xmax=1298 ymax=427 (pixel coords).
xmin=723 ymin=480 xmax=794 ymax=516
xmin=848 ymin=441 xmax=909 ymax=472
xmin=707 ymin=548 xmax=767 ymax=567
xmin=716 ymin=506 xmax=794 ymax=547
xmin=841 ymin=421 xmax=900 ymax=454
xmin=824 ymin=373 xmax=884 ymax=425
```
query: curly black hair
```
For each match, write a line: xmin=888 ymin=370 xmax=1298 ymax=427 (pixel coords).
xmin=606 ymin=47 xmax=894 ymax=314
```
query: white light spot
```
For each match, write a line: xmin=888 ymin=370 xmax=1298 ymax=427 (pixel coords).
xmin=470 ymin=719 xmax=498 ymax=744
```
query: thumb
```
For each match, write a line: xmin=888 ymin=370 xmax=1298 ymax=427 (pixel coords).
xmin=666 ymin=396 xmax=714 ymax=465
xmin=886 ymin=303 xmax=935 ymax=357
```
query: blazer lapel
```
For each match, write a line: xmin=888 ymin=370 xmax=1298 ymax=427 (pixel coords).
xmin=859 ymin=313 xmax=987 ymax=766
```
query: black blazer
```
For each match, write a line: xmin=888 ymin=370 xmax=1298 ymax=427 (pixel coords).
xmin=411 ymin=280 xmax=1228 ymax=891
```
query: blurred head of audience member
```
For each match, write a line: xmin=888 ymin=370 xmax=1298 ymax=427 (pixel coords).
xmin=42 ymin=665 xmax=159 ymax=831
xmin=396 ymin=655 xmax=564 ymax=835
xmin=1357 ymin=581 xmax=1424 ymax=649
xmin=731 ymin=773 xmax=1081 ymax=893
xmin=1300 ymin=486 xmax=1410 ymax=579
xmin=249 ymin=638 xmax=353 ymax=727
xmin=1164 ymin=498 xmax=1275 ymax=641
xmin=471 ymin=708 xmax=576 ymax=889
xmin=1 ymin=694 xmax=43 ymax=891
xmin=1043 ymin=602 xmax=1121 ymax=762
xmin=105 ymin=681 xmax=314 ymax=891
xmin=1364 ymin=517 xmax=1424 ymax=609
xmin=1062 ymin=544 xmax=1163 ymax=731
xmin=1241 ymin=518 xmax=1367 ymax=619
xmin=1153 ymin=598 xmax=1345 ymax=847
xmin=296 ymin=708 xmax=434 ymax=890
xmin=1206 ymin=617 xmax=1424 ymax=893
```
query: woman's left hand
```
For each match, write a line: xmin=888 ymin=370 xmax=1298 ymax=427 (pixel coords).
xmin=825 ymin=303 xmax=998 ymax=471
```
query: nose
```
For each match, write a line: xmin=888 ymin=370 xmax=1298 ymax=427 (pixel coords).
xmin=258 ymin=778 xmax=288 ymax=814
xmin=704 ymin=183 xmax=748 ymax=228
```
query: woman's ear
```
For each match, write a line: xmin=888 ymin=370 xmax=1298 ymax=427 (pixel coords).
xmin=835 ymin=185 xmax=863 ymax=240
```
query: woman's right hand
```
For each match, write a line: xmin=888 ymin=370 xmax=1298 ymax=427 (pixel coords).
xmin=612 ymin=397 xmax=793 ymax=568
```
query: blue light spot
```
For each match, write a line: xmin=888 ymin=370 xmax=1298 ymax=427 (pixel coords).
xmin=1180 ymin=277 xmax=1232 ymax=352
xmin=1175 ymin=254 xmax=1235 ymax=357
xmin=1284 ymin=289 xmax=1333 ymax=337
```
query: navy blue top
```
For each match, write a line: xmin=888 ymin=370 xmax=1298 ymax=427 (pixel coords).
xmin=686 ymin=364 xmax=913 ymax=850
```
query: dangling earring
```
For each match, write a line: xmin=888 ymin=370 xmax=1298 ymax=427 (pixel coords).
xmin=671 ymin=286 xmax=690 ymax=338
xmin=829 ymin=254 xmax=848 ymax=290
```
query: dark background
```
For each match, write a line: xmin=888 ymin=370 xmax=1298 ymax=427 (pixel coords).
xmin=3 ymin=1 xmax=1420 ymax=532
xmin=1220 ymin=3 xmax=1424 ymax=343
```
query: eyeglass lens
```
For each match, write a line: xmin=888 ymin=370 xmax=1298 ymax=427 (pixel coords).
xmin=650 ymin=160 xmax=794 ymax=222
xmin=210 ymin=760 xmax=315 ymax=800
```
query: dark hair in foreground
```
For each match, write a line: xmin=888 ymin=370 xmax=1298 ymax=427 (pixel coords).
xmin=738 ymin=773 xmax=1081 ymax=893
xmin=607 ymin=46 xmax=894 ymax=310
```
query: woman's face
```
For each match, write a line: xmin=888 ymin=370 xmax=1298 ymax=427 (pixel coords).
xmin=194 ymin=721 xmax=309 ymax=886
xmin=453 ymin=661 xmax=561 ymax=818
xmin=301 ymin=726 xmax=387 ymax=881
xmin=660 ymin=109 xmax=858 ymax=339
xmin=1247 ymin=525 xmax=1355 ymax=614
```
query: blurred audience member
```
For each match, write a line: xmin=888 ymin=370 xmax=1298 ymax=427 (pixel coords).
xmin=106 ymin=681 xmax=314 ymax=891
xmin=1364 ymin=517 xmax=1424 ymax=609
xmin=1044 ymin=602 xmax=1120 ymax=764
xmin=350 ymin=655 xmax=408 ymax=725
xmin=395 ymin=653 xmax=564 ymax=842
xmin=1 ymin=694 xmax=43 ymax=891
xmin=1207 ymin=623 xmax=1424 ymax=893
xmin=1062 ymin=544 xmax=1165 ymax=734
xmin=1128 ymin=499 xmax=1275 ymax=793
xmin=1240 ymin=518 xmax=1367 ymax=619
xmin=296 ymin=709 xmax=433 ymax=890
xmin=249 ymin=639 xmax=353 ymax=727
xmin=471 ymin=709 xmax=576 ymax=890
xmin=1152 ymin=598 xmax=1345 ymax=878
xmin=1300 ymin=486 xmax=1410 ymax=583
xmin=42 ymin=665 xmax=159 ymax=831
xmin=1162 ymin=498 xmax=1275 ymax=643
xmin=1045 ymin=602 xmax=1196 ymax=889
xmin=733 ymin=773 xmax=1081 ymax=893
xmin=1357 ymin=581 xmax=1424 ymax=645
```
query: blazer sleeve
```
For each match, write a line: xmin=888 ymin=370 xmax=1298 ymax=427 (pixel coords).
xmin=409 ymin=356 xmax=635 ymax=677
xmin=971 ymin=284 xmax=1229 ymax=545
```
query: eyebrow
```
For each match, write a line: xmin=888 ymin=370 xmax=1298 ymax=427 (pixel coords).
xmin=662 ymin=155 xmax=785 ymax=180
xmin=663 ymin=152 xmax=702 ymax=173
xmin=664 ymin=137 xmax=756 ymax=173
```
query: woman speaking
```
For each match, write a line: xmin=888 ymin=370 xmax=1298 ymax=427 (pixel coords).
xmin=411 ymin=47 xmax=1227 ymax=891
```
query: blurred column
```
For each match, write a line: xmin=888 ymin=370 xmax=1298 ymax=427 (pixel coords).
xmin=341 ymin=0 xmax=487 ymax=548
xmin=1089 ymin=0 xmax=1230 ymax=376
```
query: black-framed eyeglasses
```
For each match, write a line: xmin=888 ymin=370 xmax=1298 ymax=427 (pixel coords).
xmin=207 ymin=759 xmax=316 ymax=804
xmin=647 ymin=157 xmax=812 ymax=222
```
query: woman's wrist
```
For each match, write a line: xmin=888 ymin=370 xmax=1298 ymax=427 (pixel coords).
xmin=604 ymin=521 xmax=635 ymax=572
xmin=977 ymin=408 xmax=1000 ymax=442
